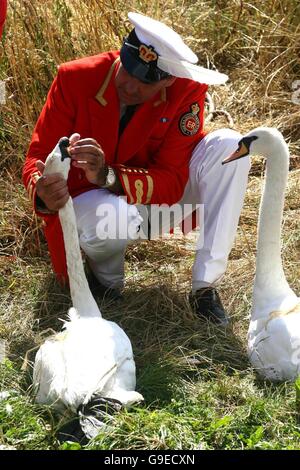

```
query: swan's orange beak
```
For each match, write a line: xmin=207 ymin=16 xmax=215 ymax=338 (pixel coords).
xmin=222 ymin=142 xmax=250 ymax=165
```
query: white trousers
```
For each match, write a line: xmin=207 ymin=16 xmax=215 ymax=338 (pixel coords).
xmin=73 ymin=129 xmax=251 ymax=290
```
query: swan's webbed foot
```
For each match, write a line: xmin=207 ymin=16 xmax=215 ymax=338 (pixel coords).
xmin=78 ymin=395 xmax=123 ymax=440
xmin=56 ymin=395 xmax=123 ymax=444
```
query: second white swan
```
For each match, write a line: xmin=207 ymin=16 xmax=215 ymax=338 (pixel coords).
xmin=223 ymin=127 xmax=300 ymax=381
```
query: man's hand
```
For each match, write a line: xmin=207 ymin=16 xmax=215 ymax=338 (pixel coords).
xmin=69 ymin=138 xmax=106 ymax=186
xmin=35 ymin=162 xmax=70 ymax=212
xmin=35 ymin=133 xmax=81 ymax=212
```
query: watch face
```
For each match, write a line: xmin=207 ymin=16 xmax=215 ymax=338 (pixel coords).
xmin=106 ymin=168 xmax=116 ymax=186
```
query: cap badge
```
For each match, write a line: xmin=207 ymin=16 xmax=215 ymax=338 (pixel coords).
xmin=179 ymin=102 xmax=200 ymax=136
xmin=139 ymin=44 xmax=158 ymax=63
xmin=191 ymin=103 xmax=200 ymax=115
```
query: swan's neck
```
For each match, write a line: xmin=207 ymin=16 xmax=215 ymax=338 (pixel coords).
xmin=253 ymin=144 xmax=294 ymax=312
xmin=59 ymin=199 xmax=100 ymax=318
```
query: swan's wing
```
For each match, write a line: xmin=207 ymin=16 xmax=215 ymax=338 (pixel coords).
xmin=61 ymin=318 xmax=136 ymax=407
xmin=34 ymin=318 xmax=138 ymax=410
xmin=249 ymin=315 xmax=300 ymax=381
xmin=33 ymin=337 xmax=68 ymax=410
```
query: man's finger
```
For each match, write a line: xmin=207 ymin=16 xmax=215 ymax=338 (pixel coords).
xmin=37 ymin=173 xmax=67 ymax=186
xmin=50 ymin=187 xmax=69 ymax=201
xmin=69 ymin=133 xmax=81 ymax=145
xmin=50 ymin=195 xmax=70 ymax=212
xmin=45 ymin=179 xmax=69 ymax=192
xmin=70 ymin=145 xmax=104 ymax=156
xmin=72 ymin=161 xmax=99 ymax=171
xmin=71 ymin=138 xmax=102 ymax=148
xmin=36 ymin=160 xmax=45 ymax=173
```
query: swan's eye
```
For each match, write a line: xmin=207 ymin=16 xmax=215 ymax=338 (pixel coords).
xmin=236 ymin=140 xmax=243 ymax=151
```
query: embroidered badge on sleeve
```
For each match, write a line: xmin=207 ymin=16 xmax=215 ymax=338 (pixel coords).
xmin=179 ymin=103 xmax=200 ymax=136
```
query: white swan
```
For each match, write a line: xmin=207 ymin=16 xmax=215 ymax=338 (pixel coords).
xmin=33 ymin=138 xmax=143 ymax=438
xmin=223 ymin=127 xmax=300 ymax=381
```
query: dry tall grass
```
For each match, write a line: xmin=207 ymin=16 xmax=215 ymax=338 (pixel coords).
xmin=0 ymin=0 xmax=299 ymax=449
xmin=1 ymin=0 xmax=300 ymax=167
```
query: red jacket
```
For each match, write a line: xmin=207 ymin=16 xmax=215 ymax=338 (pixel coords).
xmin=23 ymin=51 xmax=208 ymax=282
xmin=0 ymin=0 xmax=7 ymax=37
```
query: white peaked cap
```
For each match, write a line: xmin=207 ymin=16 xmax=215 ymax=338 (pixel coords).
xmin=128 ymin=12 xmax=228 ymax=86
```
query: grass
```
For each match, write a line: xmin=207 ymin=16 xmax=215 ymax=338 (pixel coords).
xmin=0 ymin=0 xmax=300 ymax=450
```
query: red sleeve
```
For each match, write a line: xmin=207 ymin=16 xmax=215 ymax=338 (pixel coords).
xmin=22 ymin=65 xmax=75 ymax=214
xmin=0 ymin=0 xmax=7 ymax=37
xmin=115 ymin=83 xmax=208 ymax=205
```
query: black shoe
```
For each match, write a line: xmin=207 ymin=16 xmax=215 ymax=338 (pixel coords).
xmin=85 ymin=264 xmax=123 ymax=302
xmin=189 ymin=287 xmax=229 ymax=326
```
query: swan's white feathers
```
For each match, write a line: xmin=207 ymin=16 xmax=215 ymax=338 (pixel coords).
xmin=251 ymin=293 xmax=299 ymax=320
xmin=248 ymin=310 xmax=300 ymax=381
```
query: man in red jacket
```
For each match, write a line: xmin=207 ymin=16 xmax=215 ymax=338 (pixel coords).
xmin=23 ymin=13 xmax=250 ymax=325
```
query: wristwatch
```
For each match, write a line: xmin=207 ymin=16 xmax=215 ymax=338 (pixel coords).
xmin=102 ymin=166 xmax=116 ymax=188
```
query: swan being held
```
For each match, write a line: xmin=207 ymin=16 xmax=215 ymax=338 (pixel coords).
xmin=223 ymin=127 xmax=300 ymax=381
xmin=33 ymin=137 xmax=143 ymax=439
